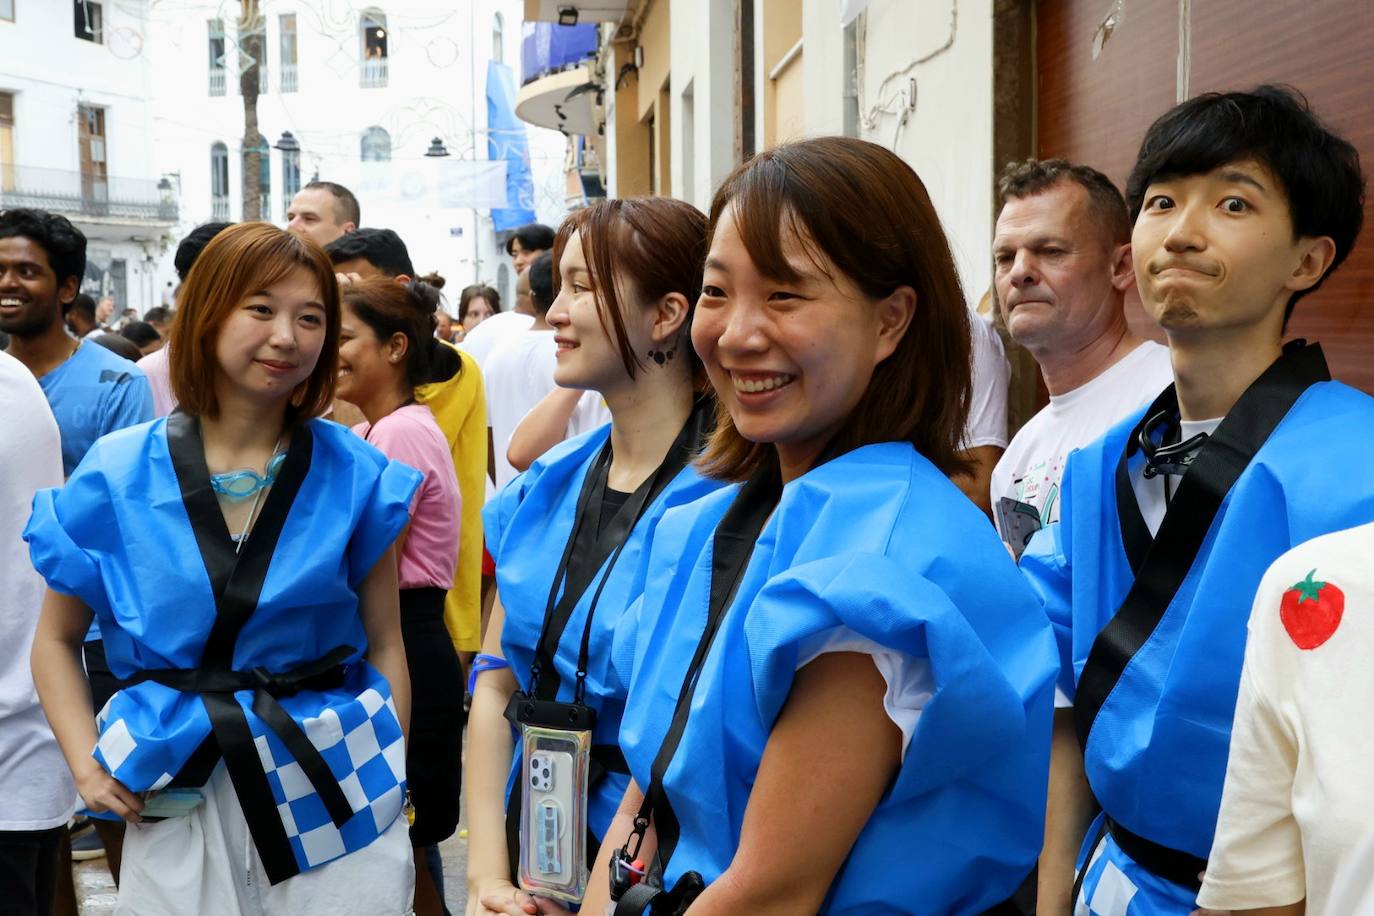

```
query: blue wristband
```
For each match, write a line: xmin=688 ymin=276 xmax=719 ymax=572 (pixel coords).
xmin=468 ymin=653 xmax=510 ymax=694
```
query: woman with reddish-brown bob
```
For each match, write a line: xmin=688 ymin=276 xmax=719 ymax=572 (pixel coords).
xmin=525 ymin=138 xmax=1061 ymax=916
xmin=28 ymin=222 xmax=421 ymax=914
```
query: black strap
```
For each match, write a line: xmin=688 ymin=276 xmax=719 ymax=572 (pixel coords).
xmin=1073 ymin=342 xmax=1328 ymax=873
xmin=1106 ymin=817 xmax=1202 ymax=891
xmin=164 ymin=412 xmax=355 ymax=885
xmin=623 ymin=467 xmax=782 ymax=873
xmin=529 ymin=397 xmax=711 ymax=702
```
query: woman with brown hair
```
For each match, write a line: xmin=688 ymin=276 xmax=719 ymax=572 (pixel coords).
xmin=336 ymin=277 xmax=464 ymax=916
xmin=27 ymin=222 xmax=419 ymax=914
xmin=541 ymin=137 xmax=1059 ymax=915
xmin=466 ymin=198 xmax=721 ymax=915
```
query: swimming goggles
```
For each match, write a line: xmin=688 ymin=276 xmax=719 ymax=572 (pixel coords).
xmin=210 ymin=451 xmax=287 ymax=501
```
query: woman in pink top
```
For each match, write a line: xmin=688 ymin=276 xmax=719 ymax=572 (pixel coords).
xmin=337 ymin=276 xmax=462 ymax=916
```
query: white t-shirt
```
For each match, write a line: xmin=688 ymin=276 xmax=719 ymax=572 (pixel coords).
xmin=992 ymin=340 xmax=1172 ymax=531
xmin=458 ymin=310 xmax=534 ymax=367
xmin=482 ymin=329 xmax=610 ymax=490
xmin=137 ymin=344 xmax=176 ymax=418
xmin=964 ymin=311 xmax=1010 ymax=450
xmin=0 ymin=351 xmax=76 ymax=831
xmin=1198 ymin=522 xmax=1374 ymax=914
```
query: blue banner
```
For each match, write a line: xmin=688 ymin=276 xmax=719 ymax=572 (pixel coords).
xmin=486 ymin=59 xmax=537 ymax=231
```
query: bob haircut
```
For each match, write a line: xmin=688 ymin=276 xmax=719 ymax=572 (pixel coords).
xmin=551 ymin=196 xmax=708 ymax=381
xmin=697 ymin=136 xmax=972 ymax=483
xmin=1125 ymin=84 xmax=1365 ymax=320
xmin=341 ymin=277 xmax=435 ymax=388
xmin=169 ymin=221 xmax=340 ymax=427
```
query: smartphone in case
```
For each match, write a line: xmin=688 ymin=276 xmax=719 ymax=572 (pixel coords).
xmin=518 ymin=726 xmax=591 ymax=902
xmin=526 ymin=750 xmax=576 ymax=883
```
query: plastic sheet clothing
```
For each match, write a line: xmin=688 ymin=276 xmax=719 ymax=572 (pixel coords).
xmin=613 ymin=442 xmax=1059 ymax=914
xmin=1022 ymin=376 xmax=1374 ymax=913
xmin=483 ymin=422 xmax=724 ymax=840
xmin=24 ymin=414 xmax=422 ymax=883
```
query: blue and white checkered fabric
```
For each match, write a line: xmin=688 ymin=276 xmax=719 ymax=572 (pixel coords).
xmin=1073 ymin=817 xmax=1202 ymax=916
xmin=91 ymin=663 xmax=408 ymax=874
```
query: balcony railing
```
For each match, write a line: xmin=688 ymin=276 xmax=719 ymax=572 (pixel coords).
xmin=360 ymin=58 xmax=388 ymax=88
xmin=212 ymin=195 xmax=230 ymax=220
xmin=521 ymin=22 xmax=599 ymax=86
xmin=210 ymin=68 xmax=226 ymax=96
xmin=0 ymin=165 xmax=178 ymax=222
xmin=239 ymin=65 xmax=269 ymax=95
xmin=281 ymin=62 xmax=298 ymax=93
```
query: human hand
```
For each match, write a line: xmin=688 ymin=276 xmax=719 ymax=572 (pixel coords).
xmin=73 ymin=759 xmax=143 ymax=823
xmin=335 ymin=271 xmax=365 ymax=287
xmin=473 ymin=878 xmax=537 ymax=916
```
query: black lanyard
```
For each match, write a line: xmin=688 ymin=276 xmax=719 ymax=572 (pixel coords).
xmin=620 ymin=466 xmax=782 ymax=871
xmin=527 ymin=397 xmax=712 ymax=703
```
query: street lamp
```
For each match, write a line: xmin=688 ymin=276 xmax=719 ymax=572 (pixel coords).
xmin=273 ymin=130 xmax=300 ymax=152
xmin=425 ymin=137 xmax=451 ymax=157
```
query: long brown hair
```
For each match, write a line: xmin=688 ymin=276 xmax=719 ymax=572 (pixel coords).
xmin=169 ymin=221 xmax=339 ymax=427
xmin=551 ymin=197 xmax=708 ymax=380
xmin=697 ymin=137 xmax=972 ymax=482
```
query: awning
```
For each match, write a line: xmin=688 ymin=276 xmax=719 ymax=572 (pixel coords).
xmin=514 ymin=65 xmax=600 ymax=136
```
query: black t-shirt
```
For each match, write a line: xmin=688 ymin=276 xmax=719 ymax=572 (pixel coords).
xmin=596 ymin=485 xmax=631 ymax=538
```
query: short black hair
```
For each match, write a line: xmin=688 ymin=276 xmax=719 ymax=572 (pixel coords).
xmin=302 ymin=180 xmax=361 ymax=227
xmin=527 ymin=251 xmax=555 ymax=314
xmin=325 ymin=227 xmax=415 ymax=278
xmin=0 ymin=208 xmax=87 ymax=288
xmin=1126 ymin=85 xmax=1365 ymax=315
xmin=505 ymin=223 xmax=555 ymax=256
xmin=120 ymin=321 xmax=161 ymax=348
xmin=144 ymin=306 xmax=174 ymax=326
xmin=175 ymin=222 xmax=233 ymax=281
xmin=67 ymin=293 xmax=96 ymax=320
xmin=90 ymin=332 xmax=143 ymax=362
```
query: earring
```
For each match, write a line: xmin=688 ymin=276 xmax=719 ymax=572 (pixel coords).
xmin=647 ymin=345 xmax=675 ymax=366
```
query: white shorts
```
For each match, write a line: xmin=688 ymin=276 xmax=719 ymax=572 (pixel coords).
xmin=117 ymin=763 xmax=415 ymax=916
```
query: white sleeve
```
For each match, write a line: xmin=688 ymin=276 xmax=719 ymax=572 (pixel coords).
xmin=565 ymin=391 xmax=612 ymax=437
xmin=1195 ymin=634 xmax=1305 ymax=909
xmin=796 ymin=627 xmax=932 ymax=762
xmin=963 ymin=314 xmax=1010 ymax=450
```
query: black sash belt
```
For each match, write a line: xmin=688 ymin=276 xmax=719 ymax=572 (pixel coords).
xmin=161 ymin=412 xmax=363 ymax=885
xmin=1073 ymin=341 xmax=1329 ymax=888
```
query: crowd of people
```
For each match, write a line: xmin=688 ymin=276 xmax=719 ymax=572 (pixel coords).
xmin=1 ymin=82 xmax=1370 ymax=916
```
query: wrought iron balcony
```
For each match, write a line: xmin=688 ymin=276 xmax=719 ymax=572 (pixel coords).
xmin=212 ymin=195 xmax=230 ymax=220
xmin=281 ymin=63 xmax=298 ymax=93
xmin=210 ymin=68 xmax=226 ymax=96
xmin=0 ymin=165 xmax=178 ymax=223
xmin=360 ymin=58 xmax=388 ymax=88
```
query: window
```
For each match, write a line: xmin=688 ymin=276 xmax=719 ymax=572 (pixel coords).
xmin=0 ymin=0 xmax=14 ymax=22
xmin=78 ymin=105 xmax=108 ymax=211
xmin=279 ymin=14 xmax=297 ymax=92
xmin=281 ymin=146 xmax=300 ymax=220
xmin=74 ymin=0 xmax=102 ymax=43
xmin=492 ymin=12 xmax=503 ymax=63
xmin=0 ymin=93 xmax=14 ymax=192
xmin=360 ymin=9 xmax=388 ymax=88
xmin=360 ymin=126 xmax=391 ymax=162
xmin=211 ymin=142 xmax=229 ymax=219
xmin=208 ymin=19 xmax=226 ymax=96
xmin=239 ymin=15 xmax=267 ymax=95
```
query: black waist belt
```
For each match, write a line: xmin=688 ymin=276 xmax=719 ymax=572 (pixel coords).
xmin=1106 ymin=817 xmax=1203 ymax=891
xmin=129 ymin=644 xmax=360 ymax=884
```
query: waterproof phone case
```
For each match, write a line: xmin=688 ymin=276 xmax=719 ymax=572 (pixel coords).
xmin=517 ymin=708 xmax=593 ymax=903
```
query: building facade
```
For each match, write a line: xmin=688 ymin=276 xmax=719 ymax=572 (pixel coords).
xmin=141 ymin=0 xmax=569 ymax=309
xmin=0 ymin=0 xmax=178 ymax=314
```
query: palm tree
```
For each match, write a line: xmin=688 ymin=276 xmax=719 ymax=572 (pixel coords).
xmin=239 ymin=0 xmax=263 ymax=220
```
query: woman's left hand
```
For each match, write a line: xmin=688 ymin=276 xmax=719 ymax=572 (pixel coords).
xmin=477 ymin=891 xmax=573 ymax=916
